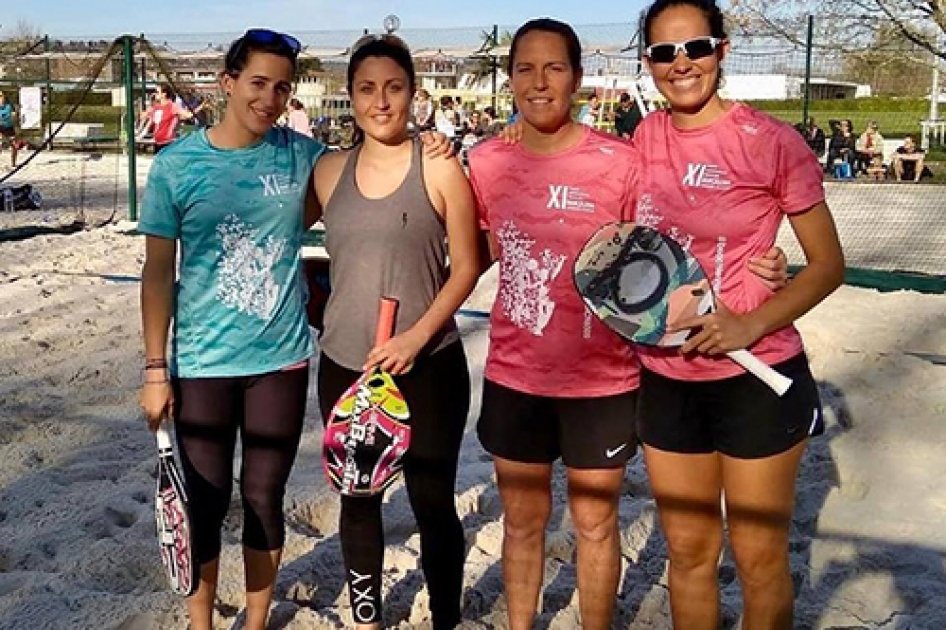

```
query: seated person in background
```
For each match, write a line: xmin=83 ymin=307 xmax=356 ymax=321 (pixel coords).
xmin=892 ymin=135 xmax=926 ymax=182
xmin=481 ymin=106 xmax=504 ymax=137
xmin=826 ymin=119 xmax=857 ymax=176
xmin=803 ymin=116 xmax=826 ymax=157
xmin=614 ymin=92 xmax=643 ymax=140
xmin=856 ymin=121 xmax=884 ymax=173
xmin=578 ymin=94 xmax=600 ymax=126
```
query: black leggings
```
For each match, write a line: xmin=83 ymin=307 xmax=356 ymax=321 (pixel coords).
xmin=173 ymin=366 xmax=309 ymax=564
xmin=318 ymin=342 xmax=470 ymax=629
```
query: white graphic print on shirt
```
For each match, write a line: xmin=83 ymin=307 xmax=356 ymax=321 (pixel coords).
xmin=215 ymin=214 xmax=286 ymax=320
xmin=496 ymin=220 xmax=566 ymax=336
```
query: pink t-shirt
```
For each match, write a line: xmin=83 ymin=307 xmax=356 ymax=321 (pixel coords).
xmin=288 ymin=109 xmax=313 ymax=137
xmin=468 ymin=126 xmax=641 ymax=397
xmin=632 ymin=103 xmax=825 ymax=381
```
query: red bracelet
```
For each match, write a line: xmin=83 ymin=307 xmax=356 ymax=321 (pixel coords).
xmin=145 ymin=358 xmax=168 ymax=369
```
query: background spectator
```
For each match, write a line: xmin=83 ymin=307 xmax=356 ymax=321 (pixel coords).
xmin=802 ymin=116 xmax=826 ymax=156
xmin=286 ymin=98 xmax=313 ymax=137
xmin=856 ymin=120 xmax=884 ymax=174
xmin=482 ymin=106 xmax=504 ymax=137
xmin=892 ymin=135 xmax=927 ymax=183
xmin=613 ymin=92 xmax=642 ymax=140
xmin=0 ymin=91 xmax=19 ymax=168
xmin=577 ymin=93 xmax=599 ymax=126
xmin=412 ymin=88 xmax=434 ymax=131
xmin=826 ymin=119 xmax=856 ymax=177
xmin=138 ymin=84 xmax=192 ymax=153
xmin=435 ymin=94 xmax=458 ymax=138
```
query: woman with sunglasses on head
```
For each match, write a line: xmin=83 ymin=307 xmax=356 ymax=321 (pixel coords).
xmin=310 ymin=34 xmax=479 ymax=630
xmin=633 ymin=1 xmax=844 ymax=628
xmin=139 ymin=29 xmax=453 ymax=629
xmin=138 ymin=29 xmax=321 ymax=630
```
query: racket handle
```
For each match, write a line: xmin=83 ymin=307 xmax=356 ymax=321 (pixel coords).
xmin=726 ymin=350 xmax=793 ymax=397
xmin=375 ymin=297 xmax=399 ymax=347
xmin=155 ymin=422 xmax=173 ymax=451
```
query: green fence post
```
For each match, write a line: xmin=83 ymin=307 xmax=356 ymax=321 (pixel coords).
xmin=122 ymin=34 xmax=138 ymax=222
xmin=140 ymin=35 xmax=148 ymax=115
xmin=802 ymin=15 xmax=814 ymax=127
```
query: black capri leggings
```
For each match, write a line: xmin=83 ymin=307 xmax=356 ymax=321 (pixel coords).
xmin=318 ymin=342 xmax=470 ymax=630
xmin=173 ymin=366 xmax=309 ymax=564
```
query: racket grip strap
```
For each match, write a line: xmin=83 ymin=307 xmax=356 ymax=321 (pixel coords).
xmin=726 ymin=350 xmax=793 ymax=397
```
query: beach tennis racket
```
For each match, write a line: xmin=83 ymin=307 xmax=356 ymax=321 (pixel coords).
xmin=322 ymin=297 xmax=412 ymax=496
xmin=154 ymin=422 xmax=198 ymax=596
xmin=574 ymin=222 xmax=793 ymax=396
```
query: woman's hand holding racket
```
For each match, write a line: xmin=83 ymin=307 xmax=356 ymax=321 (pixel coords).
xmin=673 ymin=300 xmax=767 ymax=356
xmin=364 ymin=328 xmax=427 ymax=375
xmin=141 ymin=376 xmax=174 ymax=432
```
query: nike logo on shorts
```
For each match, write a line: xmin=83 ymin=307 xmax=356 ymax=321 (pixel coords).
xmin=808 ymin=408 xmax=822 ymax=435
xmin=605 ymin=443 xmax=627 ymax=459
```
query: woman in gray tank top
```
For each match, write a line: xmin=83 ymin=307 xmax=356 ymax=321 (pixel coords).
xmin=309 ymin=35 xmax=480 ymax=630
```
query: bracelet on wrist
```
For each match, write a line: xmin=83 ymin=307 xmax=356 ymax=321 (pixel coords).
xmin=145 ymin=358 xmax=168 ymax=369
xmin=144 ymin=379 xmax=169 ymax=385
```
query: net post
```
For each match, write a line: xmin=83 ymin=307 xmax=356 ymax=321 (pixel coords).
xmin=121 ymin=34 xmax=138 ymax=222
xmin=490 ymin=24 xmax=499 ymax=112
xmin=802 ymin=14 xmax=814 ymax=129
xmin=44 ymin=35 xmax=52 ymax=145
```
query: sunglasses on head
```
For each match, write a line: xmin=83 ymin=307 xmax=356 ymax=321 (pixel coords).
xmin=350 ymin=33 xmax=410 ymax=56
xmin=226 ymin=28 xmax=301 ymax=72
xmin=645 ymin=36 xmax=724 ymax=64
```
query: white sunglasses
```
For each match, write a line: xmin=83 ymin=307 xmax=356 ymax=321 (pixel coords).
xmin=645 ymin=37 xmax=725 ymax=64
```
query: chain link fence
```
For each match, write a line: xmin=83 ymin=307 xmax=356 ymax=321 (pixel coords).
xmin=1 ymin=19 xmax=942 ymax=289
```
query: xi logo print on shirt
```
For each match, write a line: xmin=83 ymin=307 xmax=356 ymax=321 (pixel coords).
xmin=546 ymin=185 xmax=595 ymax=212
xmin=259 ymin=173 xmax=299 ymax=197
xmin=496 ymin=221 xmax=566 ymax=336
xmin=682 ymin=163 xmax=731 ymax=190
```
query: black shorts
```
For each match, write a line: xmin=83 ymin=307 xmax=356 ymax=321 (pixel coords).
xmin=637 ymin=353 xmax=823 ymax=459
xmin=0 ymin=126 xmax=14 ymax=138
xmin=477 ymin=379 xmax=638 ymax=469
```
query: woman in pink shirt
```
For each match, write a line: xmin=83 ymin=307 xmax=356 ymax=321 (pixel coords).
xmin=633 ymin=1 xmax=844 ymax=628
xmin=286 ymin=98 xmax=313 ymax=137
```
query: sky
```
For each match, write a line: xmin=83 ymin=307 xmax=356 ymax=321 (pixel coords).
xmin=2 ymin=0 xmax=650 ymax=39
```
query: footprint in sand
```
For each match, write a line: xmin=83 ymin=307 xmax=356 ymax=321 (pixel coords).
xmin=87 ymin=504 xmax=141 ymax=540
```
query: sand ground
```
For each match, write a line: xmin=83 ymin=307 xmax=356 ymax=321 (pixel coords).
xmin=1 ymin=223 xmax=944 ymax=629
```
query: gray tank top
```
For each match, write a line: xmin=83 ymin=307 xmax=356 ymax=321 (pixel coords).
xmin=320 ymin=139 xmax=459 ymax=370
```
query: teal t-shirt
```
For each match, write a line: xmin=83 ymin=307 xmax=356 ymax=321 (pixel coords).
xmin=139 ymin=127 xmax=326 ymax=378
xmin=0 ymin=103 xmax=13 ymax=127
